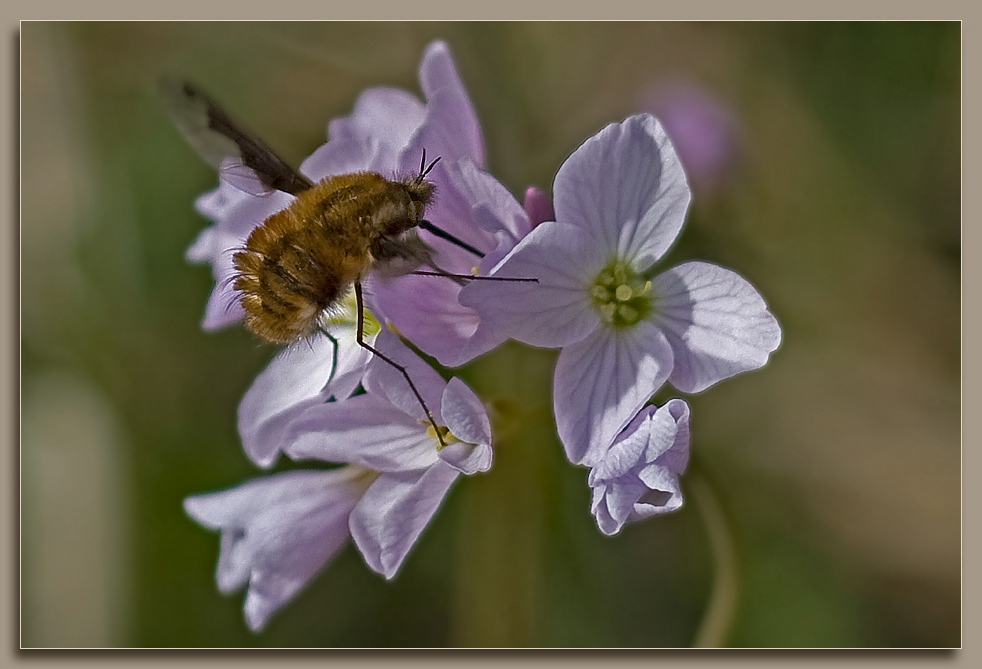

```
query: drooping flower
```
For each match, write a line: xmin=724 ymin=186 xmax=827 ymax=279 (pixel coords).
xmin=459 ymin=114 xmax=781 ymax=467
xmin=185 ymin=40 xmax=529 ymax=367
xmin=186 ymin=328 xmax=495 ymax=628
xmin=588 ymin=399 xmax=690 ymax=536
xmin=282 ymin=327 xmax=493 ymax=578
xmin=183 ymin=466 xmax=376 ymax=632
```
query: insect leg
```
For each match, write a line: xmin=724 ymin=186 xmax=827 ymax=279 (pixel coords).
xmin=354 ymin=282 xmax=448 ymax=448
xmin=315 ymin=325 xmax=340 ymax=390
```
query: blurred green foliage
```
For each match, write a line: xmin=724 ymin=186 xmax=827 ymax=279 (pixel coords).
xmin=21 ymin=21 xmax=959 ymax=647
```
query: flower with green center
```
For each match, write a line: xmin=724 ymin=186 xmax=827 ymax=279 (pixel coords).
xmin=459 ymin=114 xmax=781 ymax=466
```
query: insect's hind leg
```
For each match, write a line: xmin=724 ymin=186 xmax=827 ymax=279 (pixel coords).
xmin=353 ymin=282 xmax=447 ymax=448
xmin=314 ymin=325 xmax=340 ymax=390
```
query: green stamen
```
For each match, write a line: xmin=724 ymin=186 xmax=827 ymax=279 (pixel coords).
xmin=590 ymin=260 xmax=655 ymax=328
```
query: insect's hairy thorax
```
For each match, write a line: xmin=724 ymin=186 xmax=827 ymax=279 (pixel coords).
xmin=232 ymin=171 xmax=431 ymax=344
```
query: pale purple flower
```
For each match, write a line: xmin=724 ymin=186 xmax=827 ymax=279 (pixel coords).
xmin=186 ymin=328 xmax=494 ymax=626
xmin=640 ymin=81 xmax=741 ymax=196
xmin=185 ymin=40 xmax=526 ymax=367
xmin=282 ymin=327 xmax=493 ymax=578
xmin=588 ymin=399 xmax=690 ymax=536
xmin=459 ymin=114 xmax=781 ymax=467
xmin=183 ymin=467 xmax=375 ymax=632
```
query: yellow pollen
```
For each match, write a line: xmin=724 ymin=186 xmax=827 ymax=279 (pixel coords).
xmin=615 ymin=284 xmax=633 ymax=301
xmin=426 ymin=424 xmax=458 ymax=450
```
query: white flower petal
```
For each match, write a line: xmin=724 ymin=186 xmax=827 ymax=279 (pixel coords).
xmin=350 ymin=463 xmax=459 ymax=579
xmin=554 ymin=321 xmax=674 ymax=467
xmin=457 ymin=222 xmax=604 ymax=348
xmin=553 ymin=114 xmax=690 ymax=271
xmin=653 ymin=261 xmax=782 ymax=393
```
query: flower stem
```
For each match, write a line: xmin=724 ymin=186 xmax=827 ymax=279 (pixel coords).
xmin=449 ymin=342 xmax=557 ymax=647
xmin=688 ymin=466 xmax=739 ymax=648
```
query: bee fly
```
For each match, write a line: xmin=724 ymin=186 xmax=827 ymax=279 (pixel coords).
xmin=160 ymin=79 xmax=535 ymax=446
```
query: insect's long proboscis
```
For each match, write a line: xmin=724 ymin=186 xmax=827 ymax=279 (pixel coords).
xmin=411 ymin=270 xmax=539 ymax=283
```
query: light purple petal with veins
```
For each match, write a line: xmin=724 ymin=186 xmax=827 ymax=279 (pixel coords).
xmin=437 ymin=377 xmax=493 ymax=474
xmin=327 ymin=88 xmax=425 ymax=151
xmin=553 ymin=114 xmax=690 ymax=271
xmin=299 ymin=135 xmax=395 ymax=182
xmin=554 ymin=320 xmax=674 ymax=467
xmin=350 ymin=462 xmax=460 ymax=579
xmin=238 ymin=330 xmax=365 ymax=469
xmin=652 ymin=261 xmax=782 ymax=393
xmin=361 ymin=328 xmax=448 ymax=423
xmin=284 ymin=394 xmax=440 ymax=472
xmin=458 ymin=222 xmax=604 ymax=349
xmin=407 ymin=40 xmax=484 ymax=169
xmin=369 ymin=274 xmax=504 ymax=368
xmin=588 ymin=400 xmax=690 ymax=535
xmin=183 ymin=468 xmax=368 ymax=631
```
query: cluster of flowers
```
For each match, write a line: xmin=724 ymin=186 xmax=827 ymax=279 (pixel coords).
xmin=183 ymin=41 xmax=782 ymax=632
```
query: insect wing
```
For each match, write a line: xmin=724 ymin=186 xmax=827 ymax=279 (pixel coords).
xmin=159 ymin=78 xmax=314 ymax=197
xmin=218 ymin=157 xmax=276 ymax=197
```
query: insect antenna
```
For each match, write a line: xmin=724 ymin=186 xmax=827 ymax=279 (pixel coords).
xmin=416 ymin=149 xmax=441 ymax=182
xmin=353 ymin=282 xmax=448 ymax=448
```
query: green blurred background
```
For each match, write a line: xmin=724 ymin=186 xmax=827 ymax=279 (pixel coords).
xmin=20 ymin=21 xmax=960 ymax=648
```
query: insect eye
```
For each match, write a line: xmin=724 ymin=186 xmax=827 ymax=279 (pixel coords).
xmin=409 ymin=199 xmax=425 ymax=222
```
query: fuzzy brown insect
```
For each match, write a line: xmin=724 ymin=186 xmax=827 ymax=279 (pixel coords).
xmin=232 ymin=170 xmax=438 ymax=344
xmin=161 ymin=79 xmax=532 ymax=446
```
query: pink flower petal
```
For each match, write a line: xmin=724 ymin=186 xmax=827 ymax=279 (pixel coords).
xmin=522 ymin=185 xmax=555 ymax=228
xmin=554 ymin=321 xmax=674 ymax=467
xmin=553 ymin=114 xmax=690 ymax=271
xmin=652 ymin=261 xmax=782 ymax=393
